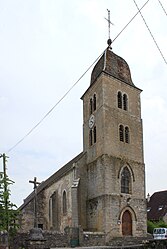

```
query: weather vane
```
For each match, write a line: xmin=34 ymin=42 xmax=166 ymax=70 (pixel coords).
xmin=105 ymin=9 xmax=114 ymax=47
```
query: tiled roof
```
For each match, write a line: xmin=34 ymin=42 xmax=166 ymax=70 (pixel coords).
xmin=90 ymin=47 xmax=134 ymax=86
xmin=19 ymin=152 xmax=84 ymax=210
xmin=147 ymin=190 xmax=167 ymax=221
xmin=81 ymin=47 xmax=142 ymax=101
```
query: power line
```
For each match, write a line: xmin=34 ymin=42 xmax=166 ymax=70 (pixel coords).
xmin=133 ymin=0 xmax=167 ymax=65
xmin=7 ymin=49 xmax=106 ymax=153
xmin=158 ymin=0 xmax=167 ymax=16
xmin=113 ymin=0 xmax=150 ymax=42
xmin=6 ymin=0 xmax=151 ymax=153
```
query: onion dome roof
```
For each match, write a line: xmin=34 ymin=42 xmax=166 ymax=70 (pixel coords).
xmin=90 ymin=47 xmax=134 ymax=86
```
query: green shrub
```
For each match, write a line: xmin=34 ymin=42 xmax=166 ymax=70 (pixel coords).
xmin=147 ymin=220 xmax=156 ymax=234
xmin=147 ymin=220 xmax=167 ymax=234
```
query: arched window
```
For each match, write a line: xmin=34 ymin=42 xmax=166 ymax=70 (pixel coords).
xmin=93 ymin=94 xmax=96 ymax=111
xmin=121 ymin=167 xmax=131 ymax=194
xmin=125 ymin=126 xmax=129 ymax=143
xmin=90 ymin=98 xmax=93 ymax=114
xmin=118 ymin=91 xmax=122 ymax=109
xmin=49 ymin=197 xmax=52 ymax=224
xmin=93 ymin=126 xmax=96 ymax=143
xmin=119 ymin=125 xmax=124 ymax=142
xmin=123 ymin=94 xmax=128 ymax=111
xmin=49 ymin=191 xmax=59 ymax=229
xmin=63 ymin=191 xmax=67 ymax=214
xmin=89 ymin=129 xmax=93 ymax=146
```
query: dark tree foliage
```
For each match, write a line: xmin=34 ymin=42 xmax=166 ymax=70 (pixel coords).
xmin=0 ymin=171 xmax=19 ymax=239
xmin=147 ymin=220 xmax=167 ymax=234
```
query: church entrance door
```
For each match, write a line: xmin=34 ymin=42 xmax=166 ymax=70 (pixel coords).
xmin=122 ymin=210 xmax=132 ymax=236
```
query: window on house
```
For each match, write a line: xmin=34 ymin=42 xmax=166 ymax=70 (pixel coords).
xmin=123 ymin=94 xmax=128 ymax=111
xmin=121 ymin=167 xmax=131 ymax=194
xmin=93 ymin=126 xmax=96 ymax=143
xmin=119 ymin=125 xmax=124 ymax=142
xmin=147 ymin=207 xmax=151 ymax=212
xmin=93 ymin=94 xmax=96 ymax=111
xmin=158 ymin=205 xmax=163 ymax=211
xmin=90 ymin=98 xmax=93 ymax=114
xmin=125 ymin=126 xmax=130 ymax=143
xmin=63 ymin=191 xmax=67 ymax=214
xmin=118 ymin=91 xmax=122 ymax=109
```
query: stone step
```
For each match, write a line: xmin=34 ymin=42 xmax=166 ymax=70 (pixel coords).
xmin=108 ymin=236 xmax=149 ymax=247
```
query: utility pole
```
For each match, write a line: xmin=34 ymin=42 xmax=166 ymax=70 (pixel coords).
xmin=29 ymin=177 xmax=40 ymax=228
xmin=3 ymin=154 xmax=7 ymax=210
xmin=0 ymin=154 xmax=9 ymax=230
xmin=0 ymin=153 xmax=9 ymax=247
xmin=0 ymin=153 xmax=20 ymax=249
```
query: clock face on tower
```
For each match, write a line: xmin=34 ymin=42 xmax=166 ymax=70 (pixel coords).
xmin=89 ymin=114 xmax=95 ymax=129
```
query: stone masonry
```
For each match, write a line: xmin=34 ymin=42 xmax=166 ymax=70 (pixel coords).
xmin=19 ymin=46 xmax=147 ymax=246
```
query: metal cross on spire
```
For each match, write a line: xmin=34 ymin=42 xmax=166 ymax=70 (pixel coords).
xmin=105 ymin=9 xmax=114 ymax=47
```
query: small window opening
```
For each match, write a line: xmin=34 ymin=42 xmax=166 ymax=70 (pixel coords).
xmin=73 ymin=166 xmax=76 ymax=179
xmin=49 ymin=197 xmax=52 ymax=222
xmin=119 ymin=125 xmax=124 ymax=142
xmin=93 ymin=126 xmax=96 ymax=143
xmin=90 ymin=98 xmax=93 ymax=114
xmin=63 ymin=191 xmax=67 ymax=214
xmin=93 ymin=94 xmax=96 ymax=111
xmin=123 ymin=94 xmax=128 ymax=111
xmin=125 ymin=126 xmax=129 ymax=143
xmin=90 ymin=130 xmax=93 ymax=146
xmin=118 ymin=91 xmax=122 ymax=109
xmin=38 ymin=224 xmax=43 ymax=229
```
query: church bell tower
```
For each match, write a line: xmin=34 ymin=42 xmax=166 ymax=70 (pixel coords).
xmin=81 ymin=43 xmax=147 ymax=239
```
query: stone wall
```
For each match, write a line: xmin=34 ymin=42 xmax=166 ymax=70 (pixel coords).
xmin=80 ymin=231 xmax=105 ymax=247
xmin=9 ymin=230 xmax=164 ymax=249
xmin=11 ymin=231 xmax=68 ymax=249
xmin=11 ymin=229 xmax=105 ymax=248
xmin=0 ymin=231 xmax=9 ymax=249
xmin=42 ymin=231 xmax=68 ymax=248
xmin=11 ymin=233 xmax=28 ymax=249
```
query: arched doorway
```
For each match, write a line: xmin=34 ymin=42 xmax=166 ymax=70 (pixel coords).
xmin=122 ymin=210 xmax=132 ymax=236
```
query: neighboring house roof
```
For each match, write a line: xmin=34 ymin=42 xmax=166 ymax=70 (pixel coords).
xmin=147 ymin=190 xmax=167 ymax=221
xmin=19 ymin=152 xmax=85 ymax=210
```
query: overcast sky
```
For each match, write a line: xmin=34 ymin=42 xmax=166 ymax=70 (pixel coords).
xmin=0 ymin=0 xmax=167 ymax=206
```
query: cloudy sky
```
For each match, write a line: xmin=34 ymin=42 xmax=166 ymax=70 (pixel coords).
xmin=0 ymin=0 xmax=167 ymax=206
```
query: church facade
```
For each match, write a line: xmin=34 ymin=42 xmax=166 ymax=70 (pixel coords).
xmin=19 ymin=46 xmax=147 ymax=242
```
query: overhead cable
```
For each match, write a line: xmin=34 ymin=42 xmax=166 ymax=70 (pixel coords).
xmin=113 ymin=0 xmax=150 ymax=42
xmin=7 ymin=0 xmax=150 ymax=153
xmin=7 ymin=49 xmax=106 ymax=153
xmin=133 ymin=0 xmax=167 ymax=65
xmin=158 ymin=0 xmax=167 ymax=16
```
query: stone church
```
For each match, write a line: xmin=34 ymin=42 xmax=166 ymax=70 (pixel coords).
xmin=19 ymin=43 xmax=147 ymax=243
